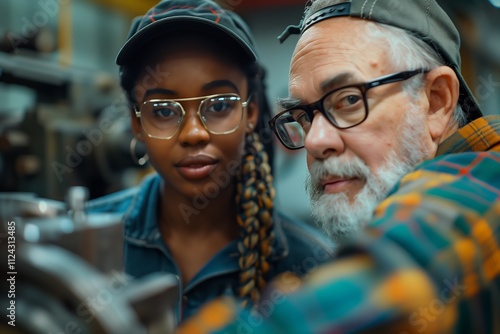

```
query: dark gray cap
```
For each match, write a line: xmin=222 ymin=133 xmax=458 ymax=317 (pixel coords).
xmin=116 ymin=0 xmax=258 ymax=66
xmin=279 ymin=0 xmax=482 ymax=122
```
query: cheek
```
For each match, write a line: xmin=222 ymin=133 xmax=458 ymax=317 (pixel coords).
xmin=306 ymin=153 xmax=315 ymax=170
xmin=218 ymin=132 xmax=247 ymax=164
xmin=347 ymin=130 xmax=395 ymax=170
xmin=142 ymin=140 xmax=173 ymax=170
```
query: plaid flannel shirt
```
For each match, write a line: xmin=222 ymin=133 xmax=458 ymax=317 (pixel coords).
xmin=178 ymin=116 xmax=500 ymax=334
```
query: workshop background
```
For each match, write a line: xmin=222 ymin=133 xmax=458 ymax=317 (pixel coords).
xmin=1 ymin=0 xmax=500 ymax=224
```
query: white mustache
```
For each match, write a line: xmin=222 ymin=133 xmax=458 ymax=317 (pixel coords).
xmin=308 ymin=156 xmax=371 ymax=189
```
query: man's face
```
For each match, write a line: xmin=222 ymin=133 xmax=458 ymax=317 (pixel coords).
xmin=289 ymin=18 xmax=436 ymax=241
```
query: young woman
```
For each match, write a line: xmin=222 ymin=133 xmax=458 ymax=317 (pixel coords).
xmin=88 ymin=0 xmax=334 ymax=322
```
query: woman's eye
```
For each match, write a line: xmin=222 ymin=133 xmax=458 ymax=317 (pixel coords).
xmin=206 ymin=101 xmax=232 ymax=113
xmin=153 ymin=107 xmax=177 ymax=118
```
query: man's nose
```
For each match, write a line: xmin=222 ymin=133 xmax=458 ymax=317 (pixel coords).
xmin=304 ymin=113 xmax=345 ymax=159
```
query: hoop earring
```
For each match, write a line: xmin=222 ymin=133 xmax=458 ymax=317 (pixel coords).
xmin=130 ymin=137 xmax=149 ymax=166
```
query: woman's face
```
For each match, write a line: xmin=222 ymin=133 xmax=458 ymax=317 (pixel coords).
xmin=131 ymin=39 xmax=258 ymax=200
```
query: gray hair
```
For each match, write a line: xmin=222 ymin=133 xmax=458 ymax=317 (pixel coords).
xmin=303 ymin=0 xmax=466 ymax=128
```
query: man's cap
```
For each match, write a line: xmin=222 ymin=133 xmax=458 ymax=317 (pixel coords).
xmin=116 ymin=0 xmax=257 ymax=66
xmin=278 ymin=0 xmax=482 ymax=122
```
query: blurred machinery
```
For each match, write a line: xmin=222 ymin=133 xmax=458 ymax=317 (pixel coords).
xmin=0 ymin=5 xmax=173 ymax=331
xmin=0 ymin=30 xmax=148 ymax=200
xmin=0 ymin=187 xmax=178 ymax=334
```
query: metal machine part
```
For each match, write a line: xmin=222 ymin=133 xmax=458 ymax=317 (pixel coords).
xmin=0 ymin=243 xmax=178 ymax=334
xmin=0 ymin=188 xmax=179 ymax=333
xmin=1 ymin=188 xmax=123 ymax=274
xmin=0 ymin=192 xmax=65 ymax=219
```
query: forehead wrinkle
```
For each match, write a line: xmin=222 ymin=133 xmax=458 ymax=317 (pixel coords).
xmin=289 ymin=43 xmax=340 ymax=102
xmin=289 ymin=19 xmax=389 ymax=102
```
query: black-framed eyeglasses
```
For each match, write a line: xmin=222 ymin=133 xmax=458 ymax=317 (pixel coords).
xmin=135 ymin=93 xmax=251 ymax=140
xmin=269 ymin=69 xmax=428 ymax=150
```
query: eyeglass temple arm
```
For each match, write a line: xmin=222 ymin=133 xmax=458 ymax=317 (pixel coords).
xmin=367 ymin=69 xmax=427 ymax=89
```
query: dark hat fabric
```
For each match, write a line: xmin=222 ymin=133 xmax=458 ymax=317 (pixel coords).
xmin=116 ymin=0 xmax=258 ymax=66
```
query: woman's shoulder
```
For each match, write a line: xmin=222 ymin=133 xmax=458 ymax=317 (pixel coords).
xmin=86 ymin=173 xmax=159 ymax=214
xmin=86 ymin=187 xmax=139 ymax=213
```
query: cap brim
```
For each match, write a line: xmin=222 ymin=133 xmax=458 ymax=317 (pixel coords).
xmin=454 ymin=66 xmax=482 ymax=122
xmin=116 ymin=16 xmax=256 ymax=66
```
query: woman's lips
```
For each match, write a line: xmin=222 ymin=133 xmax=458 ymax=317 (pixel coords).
xmin=176 ymin=155 xmax=218 ymax=180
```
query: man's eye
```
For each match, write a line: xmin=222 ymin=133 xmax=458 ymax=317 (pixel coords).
xmin=345 ymin=95 xmax=361 ymax=105
xmin=295 ymin=112 xmax=311 ymax=126
xmin=335 ymin=94 xmax=362 ymax=109
xmin=325 ymin=89 xmax=363 ymax=111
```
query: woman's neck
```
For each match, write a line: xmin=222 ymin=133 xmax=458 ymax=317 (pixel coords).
xmin=157 ymin=182 xmax=240 ymax=238
xmin=157 ymin=182 xmax=241 ymax=285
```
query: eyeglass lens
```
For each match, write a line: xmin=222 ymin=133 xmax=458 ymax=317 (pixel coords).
xmin=140 ymin=95 xmax=244 ymax=138
xmin=275 ymin=86 xmax=366 ymax=148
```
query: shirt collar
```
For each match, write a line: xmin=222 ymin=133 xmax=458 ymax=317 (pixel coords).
xmin=124 ymin=173 xmax=289 ymax=260
xmin=436 ymin=116 xmax=500 ymax=156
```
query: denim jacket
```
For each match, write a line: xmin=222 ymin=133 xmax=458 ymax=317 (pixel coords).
xmin=87 ymin=173 xmax=335 ymax=322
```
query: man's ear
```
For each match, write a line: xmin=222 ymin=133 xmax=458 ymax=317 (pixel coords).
xmin=424 ymin=66 xmax=459 ymax=142
xmin=246 ymin=95 xmax=260 ymax=134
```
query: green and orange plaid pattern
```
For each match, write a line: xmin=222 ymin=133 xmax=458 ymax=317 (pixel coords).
xmin=178 ymin=116 xmax=500 ymax=334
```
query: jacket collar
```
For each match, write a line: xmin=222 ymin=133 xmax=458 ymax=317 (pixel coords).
xmin=123 ymin=173 xmax=289 ymax=261
xmin=437 ymin=116 xmax=500 ymax=156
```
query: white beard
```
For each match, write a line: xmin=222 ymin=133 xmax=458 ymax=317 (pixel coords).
xmin=306 ymin=104 xmax=432 ymax=243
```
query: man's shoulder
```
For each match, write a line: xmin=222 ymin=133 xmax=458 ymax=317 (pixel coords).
xmin=382 ymin=150 xmax=500 ymax=221
xmin=422 ymin=150 xmax=500 ymax=168
xmin=275 ymin=210 xmax=336 ymax=260
xmin=412 ymin=150 xmax=500 ymax=183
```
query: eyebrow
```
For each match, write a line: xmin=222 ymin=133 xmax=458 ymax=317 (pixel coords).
xmin=143 ymin=88 xmax=176 ymax=100
xmin=319 ymin=72 xmax=356 ymax=92
xmin=203 ymin=80 xmax=240 ymax=93
xmin=142 ymin=80 xmax=240 ymax=101
xmin=278 ymin=72 xmax=357 ymax=109
xmin=277 ymin=96 xmax=301 ymax=109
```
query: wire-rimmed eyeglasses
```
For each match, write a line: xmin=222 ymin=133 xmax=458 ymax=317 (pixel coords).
xmin=135 ymin=93 xmax=251 ymax=140
xmin=269 ymin=69 xmax=428 ymax=150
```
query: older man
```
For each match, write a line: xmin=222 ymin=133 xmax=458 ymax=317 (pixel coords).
xmin=178 ymin=0 xmax=500 ymax=333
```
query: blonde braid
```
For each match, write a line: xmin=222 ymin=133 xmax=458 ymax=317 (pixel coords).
xmin=236 ymin=131 xmax=275 ymax=307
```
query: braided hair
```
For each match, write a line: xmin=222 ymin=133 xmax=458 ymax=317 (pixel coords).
xmin=234 ymin=63 xmax=276 ymax=307
xmin=236 ymin=131 xmax=275 ymax=306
